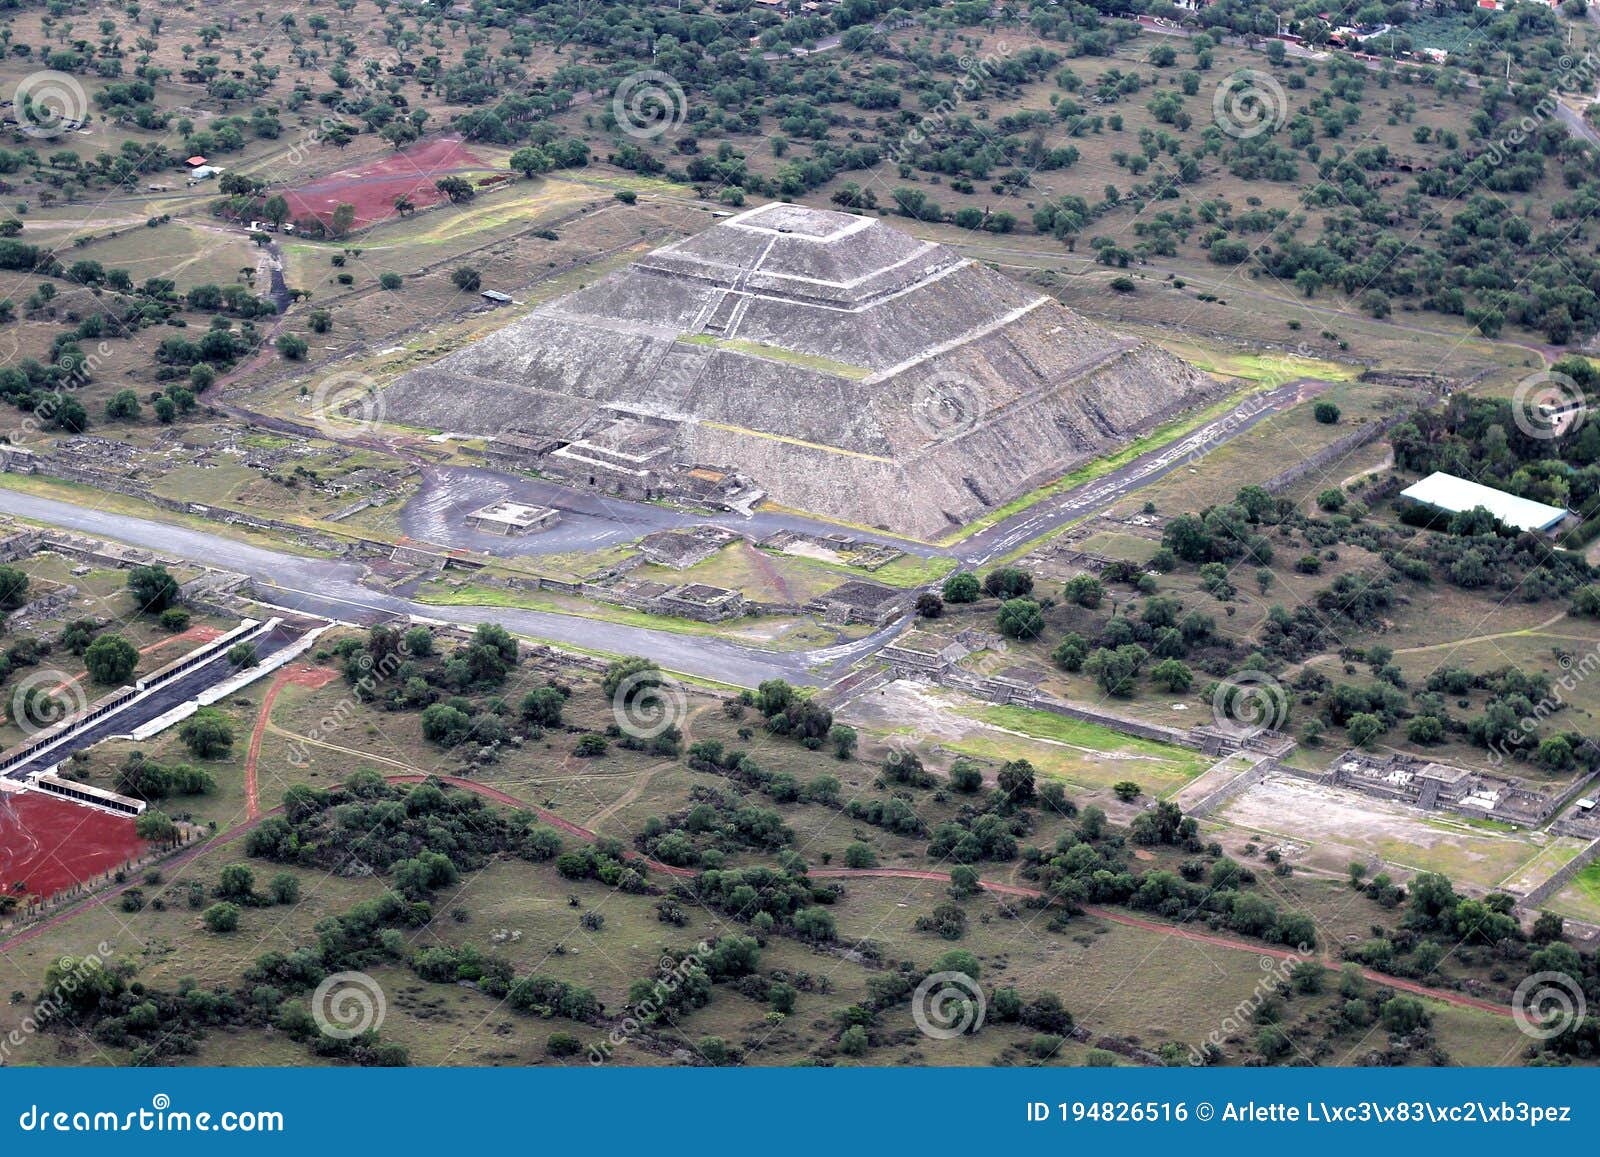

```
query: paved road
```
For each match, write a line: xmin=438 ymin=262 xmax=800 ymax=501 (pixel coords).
xmin=0 ymin=487 xmax=895 ymax=687
xmin=397 ymin=378 xmax=1325 ymax=566
xmin=0 ymin=377 xmax=1322 ymax=687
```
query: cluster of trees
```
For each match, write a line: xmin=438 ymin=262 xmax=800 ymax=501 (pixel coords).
xmin=115 ymin=753 xmax=216 ymax=801
xmin=1023 ymin=798 xmax=1318 ymax=950
xmin=639 ymin=784 xmax=795 ymax=867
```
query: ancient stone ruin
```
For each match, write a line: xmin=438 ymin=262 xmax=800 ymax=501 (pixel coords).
xmin=386 ymin=202 xmax=1220 ymax=537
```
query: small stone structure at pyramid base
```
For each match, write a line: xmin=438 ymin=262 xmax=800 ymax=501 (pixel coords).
xmin=385 ymin=202 xmax=1224 ymax=538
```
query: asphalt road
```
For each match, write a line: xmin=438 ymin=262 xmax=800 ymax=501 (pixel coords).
xmin=399 ymin=378 xmax=1323 ymax=567
xmin=0 ymin=487 xmax=891 ymax=686
xmin=0 ymin=377 xmax=1321 ymax=687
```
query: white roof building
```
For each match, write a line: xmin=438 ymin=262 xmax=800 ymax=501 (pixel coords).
xmin=1400 ymin=471 xmax=1568 ymax=533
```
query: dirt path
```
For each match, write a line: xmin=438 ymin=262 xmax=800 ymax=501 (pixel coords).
xmin=243 ymin=665 xmax=338 ymax=819
xmin=1388 ymin=611 xmax=1574 ymax=656
xmin=43 ymin=625 xmax=228 ymax=697
xmin=807 ymin=866 xmax=1514 ymax=1018
xmin=0 ymin=768 xmax=1514 ymax=1018
xmin=583 ymin=703 xmax=711 ymax=831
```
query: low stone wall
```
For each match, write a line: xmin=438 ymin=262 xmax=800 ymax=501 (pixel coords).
xmin=1263 ymin=417 xmax=1400 ymax=495
xmin=1519 ymin=837 xmax=1600 ymax=908
xmin=1186 ymin=758 xmax=1273 ymax=819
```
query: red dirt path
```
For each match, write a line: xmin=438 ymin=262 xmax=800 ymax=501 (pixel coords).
xmin=283 ymin=137 xmax=486 ymax=230
xmin=243 ymin=665 xmax=338 ymax=819
xmin=0 ymin=772 xmax=1513 ymax=1020
xmin=43 ymin=625 xmax=229 ymax=696
xmin=0 ymin=791 xmax=148 ymax=903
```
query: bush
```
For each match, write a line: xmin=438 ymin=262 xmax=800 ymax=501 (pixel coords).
xmin=1313 ymin=401 xmax=1341 ymax=425
xmin=379 ymin=272 xmax=403 ymax=290
xmin=159 ymin=607 xmax=192 ymax=632
xmin=203 ymin=902 xmax=240 ymax=933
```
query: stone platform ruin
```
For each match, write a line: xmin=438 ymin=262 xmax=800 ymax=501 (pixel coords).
xmin=384 ymin=202 xmax=1220 ymax=537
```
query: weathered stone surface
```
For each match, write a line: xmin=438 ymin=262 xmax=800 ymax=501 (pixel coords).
xmin=384 ymin=203 xmax=1219 ymax=536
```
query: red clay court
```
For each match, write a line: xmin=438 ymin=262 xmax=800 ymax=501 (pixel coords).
xmin=283 ymin=137 xmax=487 ymax=231
xmin=0 ymin=792 xmax=148 ymax=903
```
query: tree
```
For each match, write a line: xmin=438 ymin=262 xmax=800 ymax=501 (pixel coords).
xmin=997 ymin=598 xmax=1044 ymax=639
xmin=203 ymin=901 xmax=240 ymax=933
xmin=1346 ymin=712 xmax=1385 ymax=748
xmin=378 ymin=272 xmax=403 ymax=291
xmin=1085 ymin=645 xmax=1148 ymax=696
xmin=421 ymin=703 xmax=471 ymax=745
xmin=996 ymin=759 xmax=1036 ymax=804
xmin=218 ymin=863 xmax=256 ymax=901
xmin=509 ymin=146 xmax=552 ymax=178
xmin=179 ymin=708 xmax=234 ymax=759
xmin=263 ymin=194 xmax=289 ymax=227
xmin=275 ymin=333 xmax=308 ymax=359
xmin=915 ymin=592 xmax=943 ymax=618
xmin=330 ymin=202 xmax=356 ymax=237
xmin=829 ymin=723 xmax=857 ymax=760
xmin=949 ymin=759 xmax=983 ymax=793
xmin=451 ymin=266 xmax=481 ymax=293
xmin=1314 ymin=401 xmax=1341 ymax=425
xmin=1051 ymin=632 xmax=1088 ymax=672
xmin=844 ymin=842 xmax=876 ymax=869
xmin=839 ymin=1024 xmax=869 ymax=1056
xmin=105 ymin=389 xmax=141 ymax=420
xmin=1113 ymin=780 xmax=1142 ymax=802
xmin=49 ymin=397 xmax=88 ymax=433
xmin=0 ymin=565 xmax=29 ymax=610
xmin=983 ymin=567 xmax=1034 ymax=599
xmin=228 ymin=641 xmax=259 ymax=668
xmin=435 ymin=176 xmax=475 ymax=203
xmin=1150 ymin=658 xmax=1192 ymax=692
xmin=135 ymin=810 xmax=178 ymax=844
xmin=942 ymin=572 xmax=980 ymax=603
xmin=603 ymin=656 xmax=661 ymax=700
xmin=1064 ymin=574 xmax=1103 ymax=608
xmin=520 ymin=687 xmax=565 ymax=728
xmin=84 ymin=634 xmax=139 ymax=684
